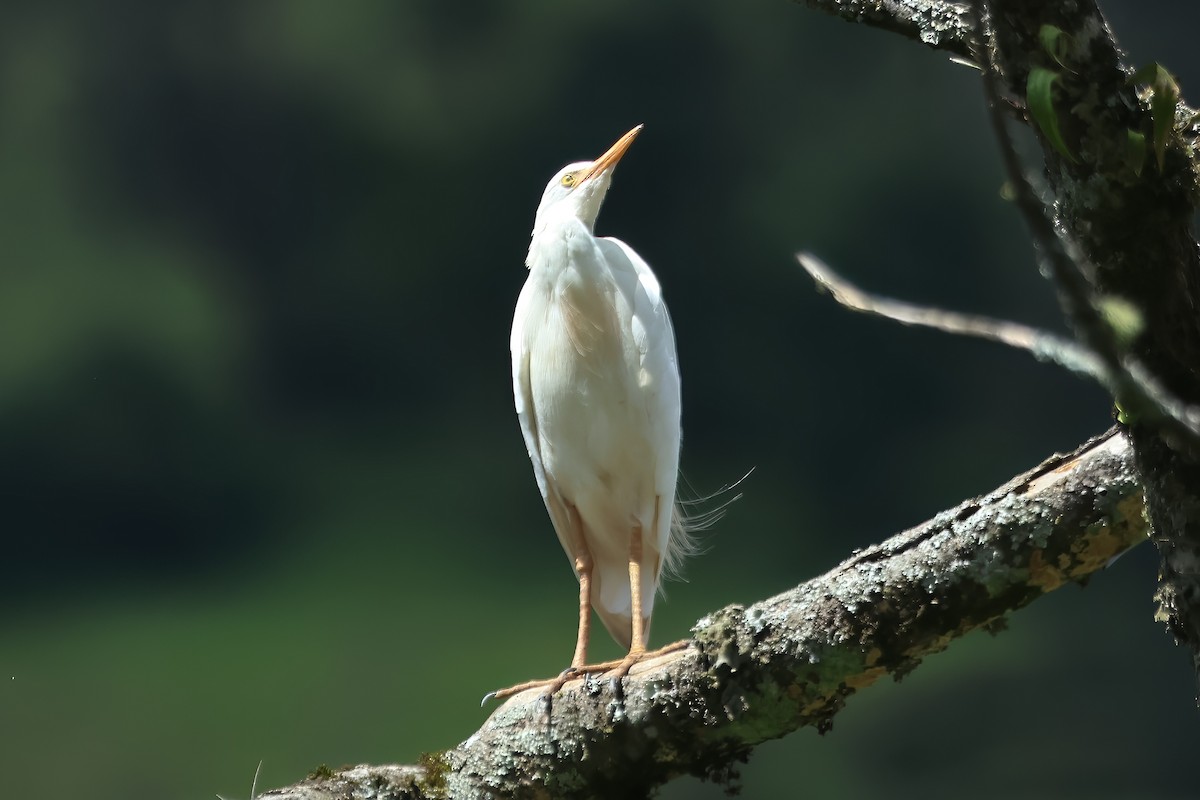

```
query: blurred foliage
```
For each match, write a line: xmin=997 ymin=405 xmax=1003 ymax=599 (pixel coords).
xmin=1 ymin=1 xmax=1198 ymax=798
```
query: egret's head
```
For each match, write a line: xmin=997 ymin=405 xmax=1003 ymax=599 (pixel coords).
xmin=532 ymin=124 xmax=643 ymax=237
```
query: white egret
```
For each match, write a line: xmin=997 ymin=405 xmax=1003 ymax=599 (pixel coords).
xmin=491 ymin=124 xmax=691 ymax=701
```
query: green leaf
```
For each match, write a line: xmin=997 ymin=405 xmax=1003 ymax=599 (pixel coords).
xmin=1130 ymin=63 xmax=1158 ymax=86
xmin=1123 ymin=129 xmax=1146 ymax=177
xmin=1026 ymin=67 xmax=1077 ymax=163
xmin=1131 ymin=62 xmax=1180 ymax=172
xmin=1038 ymin=24 xmax=1072 ymax=71
xmin=1097 ymin=295 xmax=1144 ymax=347
xmin=1115 ymin=401 xmax=1133 ymax=426
xmin=1150 ymin=66 xmax=1179 ymax=172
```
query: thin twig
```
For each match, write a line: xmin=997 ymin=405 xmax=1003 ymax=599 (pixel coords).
xmin=796 ymin=251 xmax=1103 ymax=376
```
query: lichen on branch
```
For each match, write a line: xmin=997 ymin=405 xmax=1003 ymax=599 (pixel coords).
xmin=260 ymin=430 xmax=1145 ymax=800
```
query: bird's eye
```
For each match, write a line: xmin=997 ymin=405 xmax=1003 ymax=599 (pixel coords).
xmin=560 ymin=173 xmax=576 ymax=187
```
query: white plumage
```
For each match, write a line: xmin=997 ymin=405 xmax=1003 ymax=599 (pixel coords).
xmin=509 ymin=125 xmax=687 ymax=668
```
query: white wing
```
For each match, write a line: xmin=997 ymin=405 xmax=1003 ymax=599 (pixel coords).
xmin=597 ymin=236 xmax=683 ymax=574
xmin=511 ymin=271 xmax=580 ymax=570
xmin=511 ymin=275 xmax=548 ymax=499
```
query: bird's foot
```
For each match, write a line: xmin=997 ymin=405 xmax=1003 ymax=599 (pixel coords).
xmin=609 ymin=639 xmax=689 ymax=683
xmin=481 ymin=640 xmax=690 ymax=706
xmin=481 ymin=666 xmax=581 ymax=706
xmin=603 ymin=640 xmax=690 ymax=703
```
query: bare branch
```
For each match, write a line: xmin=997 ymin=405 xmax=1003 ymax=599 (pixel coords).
xmin=261 ymin=431 xmax=1145 ymax=800
xmin=797 ymin=0 xmax=974 ymax=58
xmin=799 ymin=241 xmax=1200 ymax=442
xmin=796 ymin=250 xmax=1104 ymax=377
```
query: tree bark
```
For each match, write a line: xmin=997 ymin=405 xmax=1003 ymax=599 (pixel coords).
xmin=805 ymin=0 xmax=1200 ymax=698
xmin=800 ymin=0 xmax=974 ymax=57
xmin=261 ymin=430 xmax=1145 ymax=800
xmin=256 ymin=1 xmax=1200 ymax=795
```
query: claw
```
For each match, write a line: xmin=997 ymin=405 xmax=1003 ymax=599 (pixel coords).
xmin=483 ymin=640 xmax=691 ymax=707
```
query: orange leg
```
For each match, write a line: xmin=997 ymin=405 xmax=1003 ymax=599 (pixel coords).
xmin=629 ymin=523 xmax=646 ymax=651
xmin=485 ymin=503 xmax=596 ymax=703
xmin=568 ymin=504 xmax=592 ymax=669
xmin=611 ymin=525 xmax=667 ymax=682
xmin=553 ymin=524 xmax=689 ymax=685
xmin=484 ymin=516 xmax=687 ymax=706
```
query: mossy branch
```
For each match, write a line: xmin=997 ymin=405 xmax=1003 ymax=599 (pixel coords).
xmin=254 ymin=1 xmax=1199 ymax=795
xmin=804 ymin=0 xmax=1200 ymax=698
xmin=259 ymin=430 xmax=1145 ymax=800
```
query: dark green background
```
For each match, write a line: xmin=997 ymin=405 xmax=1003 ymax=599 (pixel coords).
xmin=3 ymin=2 xmax=1198 ymax=798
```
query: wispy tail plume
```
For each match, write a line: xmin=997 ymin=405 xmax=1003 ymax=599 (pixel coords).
xmin=662 ymin=468 xmax=753 ymax=581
